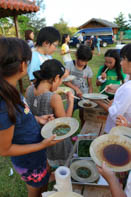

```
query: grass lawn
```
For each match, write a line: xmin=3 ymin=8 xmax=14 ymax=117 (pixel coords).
xmin=0 ymin=45 xmax=112 ymax=197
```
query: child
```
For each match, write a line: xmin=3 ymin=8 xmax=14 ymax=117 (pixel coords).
xmin=64 ymin=44 xmax=93 ymax=106
xmin=96 ymin=49 xmax=126 ymax=99
xmin=97 ymin=162 xmax=130 ymax=197
xmin=25 ymin=29 xmax=35 ymax=49
xmin=26 ymin=59 xmax=74 ymax=167
xmin=0 ymin=37 xmax=62 ymax=197
xmin=28 ymin=26 xmax=60 ymax=82
xmin=94 ymin=44 xmax=131 ymax=133
xmin=96 ymin=35 xmax=102 ymax=55
xmin=61 ymin=34 xmax=74 ymax=67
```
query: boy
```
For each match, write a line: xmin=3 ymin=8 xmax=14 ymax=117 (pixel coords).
xmin=64 ymin=44 xmax=93 ymax=100
xmin=28 ymin=26 xmax=61 ymax=82
xmin=64 ymin=44 xmax=93 ymax=125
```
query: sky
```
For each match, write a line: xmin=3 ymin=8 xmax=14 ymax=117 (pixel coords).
xmin=43 ymin=0 xmax=131 ymax=27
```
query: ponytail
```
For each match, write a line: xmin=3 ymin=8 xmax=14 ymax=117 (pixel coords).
xmin=33 ymin=59 xmax=65 ymax=88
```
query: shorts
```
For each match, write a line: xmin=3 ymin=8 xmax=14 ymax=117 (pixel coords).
xmin=12 ymin=164 xmax=50 ymax=188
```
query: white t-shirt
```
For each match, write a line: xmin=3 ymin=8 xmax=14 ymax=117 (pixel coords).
xmin=61 ymin=43 xmax=72 ymax=63
xmin=78 ymin=34 xmax=83 ymax=42
xmin=125 ymin=171 xmax=131 ymax=197
xmin=105 ymin=80 xmax=131 ymax=133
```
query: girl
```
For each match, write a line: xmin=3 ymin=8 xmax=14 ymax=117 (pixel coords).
xmin=0 ymin=37 xmax=61 ymax=197
xmin=26 ymin=59 xmax=74 ymax=167
xmin=25 ymin=29 xmax=35 ymax=49
xmin=96 ymin=49 xmax=126 ymax=99
xmin=64 ymin=44 xmax=93 ymax=103
xmin=63 ymin=44 xmax=93 ymax=126
xmin=96 ymin=36 xmax=102 ymax=55
xmin=61 ymin=34 xmax=74 ymax=67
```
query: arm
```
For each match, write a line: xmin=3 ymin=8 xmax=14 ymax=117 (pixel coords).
xmin=64 ymin=81 xmax=83 ymax=97
xmin=94 ymin=100 xmax=113 ymax=112
xmin=61 ymin=49 xmax=70 ymax=55
xmin=0 ymin=125 xmax=61 ymax=157
xmin=87 ymin=78 xmax=93 ymax=93
xmin=97 ymin=162 xmax=126 ymax=197
xmin=51 ymin=93 xmax=74 ymax=117
xmin=96 ymin=72 xmax=107 ymax=86
xmin=96 ymin=78 xmax=103 ymax=86
xmin=116 ymin=115 xmax=131 ymax=127
xmin=61 ymin=44 xmax=70 ymax=55
xmin=35 ymin=114 xmax=54 ymax=125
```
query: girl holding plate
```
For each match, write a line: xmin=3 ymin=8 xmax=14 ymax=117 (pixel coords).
xmin=0 ymin=37 xmax=62 ymax=197
xmin=26 ymin=59 xmax=74 ymax=168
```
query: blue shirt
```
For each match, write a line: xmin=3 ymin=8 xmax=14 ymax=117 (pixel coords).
xmin=27 ymin=51 xmax=52 ymax=81
xmin=0 ymin=96 xmax=46 ymax=169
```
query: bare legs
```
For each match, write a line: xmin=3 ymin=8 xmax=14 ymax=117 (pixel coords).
xmin=26 ymin=183 xmax=48 ymax=197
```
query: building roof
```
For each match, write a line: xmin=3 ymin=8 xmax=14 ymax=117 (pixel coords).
xmin=78 ymin=18 xmax=118 ymax=29
xmin=0 ymin=0 xmax=39 ymax=18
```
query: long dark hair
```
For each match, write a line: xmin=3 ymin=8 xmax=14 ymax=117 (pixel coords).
xmin=25 ymin=29 xmax=33 ymax=40
xmin=0 ymin=37 xmax=32 ymax=123
xmin=33 ymin=59 xmax=65 ymax=88
xmin=102 ymin=49 xmax=124 ymax=82
xmin=61 ymin=34 xmax=69 ymax=44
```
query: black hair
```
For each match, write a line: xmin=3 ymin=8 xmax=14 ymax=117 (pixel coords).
xmin=33 ymin=59 xmax=65 ymax=88
xmin=102 ymin=49 xmax=124 ymax=82
xmin=61 ymin=34 xmax=69 ymax=44
xmin=25 ymin=29 xmax=33 ymax=40
xmin=120 ymin=43 xmax=131 ymax=61
xmin=0 ymin=37 xmax=32 ymax=123
xmin=36 ymin=26 xmax=61 ymax=46
xmin=76 ymin=44 xmax=92 ymax=61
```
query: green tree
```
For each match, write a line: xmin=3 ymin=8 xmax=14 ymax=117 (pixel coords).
xmin=128 ymin=14 xmax=131 ymax=29
xmin=114 ymin=12 xmax=129 ymax=31
xmin=69 ymin=27 xmax=78 ymax=36
xmin=18 ymin=15 xmax=31 ymax=38
xmin=26 ymin=0 xmax=46 ymax=36
xmin=54 ymin=18 xmax=72 ymax=39
xmin=0 ymin=17 xmax=13 ymax=36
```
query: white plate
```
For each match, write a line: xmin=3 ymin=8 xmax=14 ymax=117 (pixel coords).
xmin=63 ymin=75 xmax=76 ymax=82
xmin=90 ymin=134 xmax=131 ymax=172
xmin=70 ymin=160 xmax=99 ymax=183
xmin=49 ymin=192 xmax=83 ymax=197
xmin=105 ymin=84 xmax=120 ymax=95
xmin=55 ymin=87 xmax=75 ymax=101
xmin=41 ymin=117 xmax=79 ymax=140
xmin=105 ymin=90 xmax=115 ymax=95
xmin=83 ymin=93 xmax=108 ymax=100
xmin=110 ymin=126 xmax=131 ymax=139
xmin=78 ymin=100 xmax=97 ymax=109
